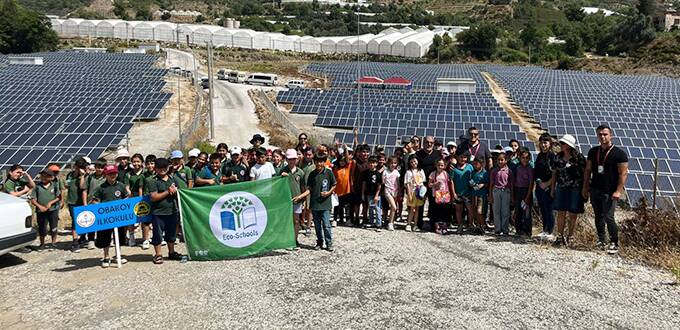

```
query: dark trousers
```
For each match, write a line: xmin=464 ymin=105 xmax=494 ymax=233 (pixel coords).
xmin=535 ymin=185 xmax=555 ymax=234
xmin=70 ymin=204 xmax=95 ymax=242
xmin=333 ymin=194 xmax=354 ymax=224
xmin=513 ymin=187 xmax=532 ymax=235
xmin=429 ymin=202 xmax=451 ymax=224
xmin=417 ymin=192 xmax=436 ymax=231
xmin=591 ymin=188 xmax=618 ymax=244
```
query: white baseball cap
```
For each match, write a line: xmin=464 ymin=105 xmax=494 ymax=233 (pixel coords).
xmin=188 ymin=148 xmax=200 ymax=158
xmin=229 ymin=146 xmax=242 ymax=155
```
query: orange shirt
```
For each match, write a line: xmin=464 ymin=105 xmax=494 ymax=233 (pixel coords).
xmin=333 ymin=160 xmax=354 ymax=197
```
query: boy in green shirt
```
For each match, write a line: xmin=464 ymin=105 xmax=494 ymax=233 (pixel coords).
xmin=298 ymin=153 xmax=336 ymax=251
xmin=280 ymin=149 xmax=306 ymax=248
xmin=147 ymin=158 xmax=184 ymax=264
xmin=91 ymin=165 xmax=131 ymax=268
xmin=31 ymin=169 xmax=62 ymax=250
xmin=66 ymin=157 xmax=91 ymax=252
xmin=170 ymin=150 xmax=194 ymax=189
xmin=195 ymin=153 xmax=223 ymax=186
xmin=3 ymin=164 xmax=35 ymax=198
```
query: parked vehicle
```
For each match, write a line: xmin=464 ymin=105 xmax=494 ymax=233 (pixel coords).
xmin=286 ymin=79 xmax=305 ymax=89
xmin=227 ymin=71 xmax=247 ymax=83
xmin=217 ymin=69 xmax=232 ymax=80
xmin=200 ymin=77 xmax=210 ymax=89
xmin=246 ymin=73 xmax=278 ymax=86
xmin=0 ymin=193 xmax=36 ymax=256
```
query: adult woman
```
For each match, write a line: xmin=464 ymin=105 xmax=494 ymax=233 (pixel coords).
xmin=295 ymin=133 xmax=311 ymax=151
xmin=550 ymin=134 xmax=586 ymax=248
xmin=534 ymin=133 xmax=556 ymax=239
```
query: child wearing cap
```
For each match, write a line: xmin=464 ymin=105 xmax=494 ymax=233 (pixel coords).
xmin=170 ymin=150 xmax=194 ymax=189
xmin=90 ymin=165 xmax=130 ymax=268
xmin=115 ymin=149 xmax=131 ymax=184
xmin=186 ymin=148 xmax=201 ymax=168
xmin=66 ymin=157 xmax=91 ymax=252
xmin=250 ymin=150 xmax=276 ymax=181
xmin=147 ymin=158 xmax=183 ymax=264
xmin=280 ymin=149 xmax=306 ymax=248
xmin=222 ymin=147 xmax=249 ymax=183
xmin=195 ymin=153 xmax=223 ymax=186
xmin=31 ymin=169 xmax=61 ymax=250
xmin=3 ymin=164 xmax=35 ymax=198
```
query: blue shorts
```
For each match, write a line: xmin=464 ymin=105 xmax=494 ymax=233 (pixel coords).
xmin=151 ymin=214 xmax=178 ymax=246
xmin=553 ymin=186 xmax=585 ymax=214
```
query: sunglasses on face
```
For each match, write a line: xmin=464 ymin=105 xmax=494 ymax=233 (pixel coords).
xmin=470 ymin=132 xmax=479 ymax=136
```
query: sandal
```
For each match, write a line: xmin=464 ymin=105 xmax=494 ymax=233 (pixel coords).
xmin=152 ymin=255 xmax=164 ymax=264
xmin=101 ymin=258 xmax=111 ymax=268
xmin=168 ymin=251 xmax=183 ymax=261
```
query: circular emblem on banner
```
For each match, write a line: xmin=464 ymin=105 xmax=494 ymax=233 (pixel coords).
xmin=76 ymin=211 xmax=96 ymax=228
xmin=209 ymin=192 xmax=268 ymax=248
xmin=134 ymin=201 xmax=151 ymax=217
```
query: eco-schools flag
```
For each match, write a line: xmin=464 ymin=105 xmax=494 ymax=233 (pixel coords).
xmin=178 ymin=177 xmax=295 ymax=261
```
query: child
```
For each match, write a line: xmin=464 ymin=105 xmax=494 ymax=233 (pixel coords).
xmin=382 ymin=156 xmax=401 ymax=231
xmin=90 ymin=165 xmax=130 ymax=268
xmin=451 ymin=152 xmax=475 ymax=234
xmin=489 ymin=153 xmax=514 ymax=236
xmin=31 ymin=169 xmax=61 ymax=250
xmin=115 ymin=149 xmax=131 ymax=184
xmin=469 ymin=158 xmax=489 ymax=233
xmin=404 ymin=155 xmax=425 ymax=232
xmin=250 ymin=150 xmax=277 ymax=181
xmin=428 ymin=159 xmax=452 ymax=234
xmin=66 ymin=157 xmax=90 ymax=252
xmin=195 ymin=153 xmax=223 ymax=186
xmin=299 ymin=153 xmax=336 ymax=251
xmin=362 ymin=156 xmax=382 ymax=232
xmin=127 ymin=154 xmax=150 ymax=249
xmin=144 ymin=154 xmax=156 ymax=178
xmin=3 ymin=164 xmax=35 ymax=198
xmin=281 ymin=149 xmax=306 ymax=248
xmin=170 ymin=150 xmax=194 ymax=189
xmin=513 ymin=150 xmax=535 ymax=237
xmin=272 ymin=149 xmax=286 ymax=175
xmin=222 ymin=147 xmax=249 ymax=183
xmin=147 ymin=158 xmax=183 ymax=264
xmin=332 ymin=148 xmax=354 ymax=226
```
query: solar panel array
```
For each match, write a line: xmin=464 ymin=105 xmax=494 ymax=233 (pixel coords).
xmin=0 ymin=52 xmax=171 ymax=175
xmin=488 ymin=66 xmax=680 ymax=208
xmin=304 ymin=62 xmax=489 ymax=92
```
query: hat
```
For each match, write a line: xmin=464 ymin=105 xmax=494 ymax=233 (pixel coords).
xmin=115 ymin=149 xmax=130 ymax=159
xmin=171 ymin=150 xmax=183 ymax=159
xmin=47 ymin=164 xmax=61 ymax=172
xmin=82 ymin=156 xmax=92 ymax=164
xmin=40 ymin=169 xmax=56 ymax=177
xmin=285 ymin=149 xmax=298 ymax=159
xmin=103 ymin=165 xmax=118 ymax=175
xmin=503 ymin=146 xmax=514 ymax=153
xmin=230 ymin=146 xmax=242 ymax=155
xmin=446 ymin=141 xmax=456 ymax=147
xmin=188 ymin=148 xmax=200 ymax=158
xmin=250 ymin=134 xmax=265 ymax=145
xmin=559 ymin=134 xmax=577 ymax=149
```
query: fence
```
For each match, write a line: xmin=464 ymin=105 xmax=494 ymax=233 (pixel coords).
xmin=256 ymin=89 xmax=302 ymax=137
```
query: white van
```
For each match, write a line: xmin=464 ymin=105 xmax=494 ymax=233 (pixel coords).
xmin=0 ymin=193 xmax=36 ymax=256
xmin=246 ymin=73 xmax=278 ymax=86
xmin=228 ymin=71 xmax=247 ymax=83
xmin=286 ymin=79 xmax=305 ymax=89
xmin=217 ymin=69 xmax=232 ymax=80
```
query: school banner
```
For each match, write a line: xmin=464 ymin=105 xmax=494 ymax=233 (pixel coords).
xmin=74 ymin=196 xmax=152 ymax=234
xmin=178 ymin=177 xmax=295 ymax=261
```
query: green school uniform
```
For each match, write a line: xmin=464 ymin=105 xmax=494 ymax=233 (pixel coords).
xmin=93 ymin=181 xmax=128 ymax=203
xmin=3 ymin=176 xmax=29 ymax=193
xmin=172 ymin=166 xmax=194 ymax=189
xmin=146 ymin=175 xmax=178 ymax=215
xmin=31 ymin=182 xmax=60 ymax=211
xmin=306 ymin=168 xmax=336 ymax=211
xmin=196 ymin=167 xmax=222 ymax=186
xmin=280 ymin=166 xmax=305 ymax=198
xmin=127 ymin=170 xmax=146 ymax=196
xmin=65 ymin=172 xmax=85 ymax=205
xmin=86 ymin=174 xmax=106 ymax=200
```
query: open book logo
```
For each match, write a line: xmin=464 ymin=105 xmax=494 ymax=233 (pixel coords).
xmin=209 ymin=191 xmax=268 ymax=248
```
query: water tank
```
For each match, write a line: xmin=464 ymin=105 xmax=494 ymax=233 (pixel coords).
xmin=233 ymin=20 xmax=240 ymax=29
xmin=226 ymin=18 xmax=234 ymax=29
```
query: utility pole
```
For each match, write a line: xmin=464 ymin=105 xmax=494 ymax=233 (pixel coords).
xmin=207 ymin=41 xmax=215 ymax=140
xmin=178 ymin=74 xmax=182 ymax=150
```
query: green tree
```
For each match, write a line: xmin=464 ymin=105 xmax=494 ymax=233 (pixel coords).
xmin=563 ymin=32 xmax=584 ymax=57
xmin=564 ymin=3 xmax=585 ymax=22
xmin=457 ymin=23 xmax=500 ymax=60
xmin=637 ymin=0 xmax=656 ymax=17
xmin=0 ymin=0 xmax=58 ymax=54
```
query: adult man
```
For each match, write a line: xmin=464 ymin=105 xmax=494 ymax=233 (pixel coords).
xmin=457 ymin=127 xmax=492 ymax=168
xmin=582 ymin=125 xmax=628 ymax=254
xmin=416 ymin=136 xmax=442 ymax=231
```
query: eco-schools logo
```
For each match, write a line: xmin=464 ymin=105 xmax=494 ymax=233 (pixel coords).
xmin=208 ymin=192 xmax=267 ymax=248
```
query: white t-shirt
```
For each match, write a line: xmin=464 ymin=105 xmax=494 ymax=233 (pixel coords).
xmin=250 ymin=162 xmax=276 ymax=181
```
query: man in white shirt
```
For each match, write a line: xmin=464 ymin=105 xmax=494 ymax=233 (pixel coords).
xmin=250 ymin=150 xmax=276 ymax=181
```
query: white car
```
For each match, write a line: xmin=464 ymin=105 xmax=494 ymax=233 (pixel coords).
xmin=286 ymin=80 xmax=305 ymax=89
xmin=0 ymin=193 xmax=36 ymax=256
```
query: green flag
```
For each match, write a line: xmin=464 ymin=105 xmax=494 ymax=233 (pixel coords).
xmin=178 ymin=177 xmax=295 ymax=260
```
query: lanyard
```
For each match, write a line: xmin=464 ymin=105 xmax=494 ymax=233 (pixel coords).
xmin=468 ymin=143 xmax=480 ymax=158
xmin=597 ymin=145 xmax=613 ymax=166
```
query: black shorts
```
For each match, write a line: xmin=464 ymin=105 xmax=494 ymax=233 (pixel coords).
xmin=152 ymin=214 xmax=178 ymax=246
xmin=36 ymin=210 xmax=59 ymax=236
xmin=95 ymin=228 xmax=125 ymax=249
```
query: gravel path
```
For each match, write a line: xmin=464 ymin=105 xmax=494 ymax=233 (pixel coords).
xmin=0 ymin=226 xmax=677 ymax=329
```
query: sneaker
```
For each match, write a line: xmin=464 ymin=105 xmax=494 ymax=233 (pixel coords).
xmin=161 ymin=240 xmax=167 ymax=246
xmin=168 ymin=252 xmax=183 ymax=261
xmin=457 ymin=226 xmax=464 ymax=235
xmin=607 ymin=243 xmax=619 ymax=254
xmin=596 ymin=241 xmax=606 ymax=251
xmin=87 ymin=241 xmax=95 ymax=250
xmin=553 ymin=237 xmax=564 ymax=247
xmin=71 ymin=243 xmax=81 ymax=253
xmin=314 ymin=245 xmax=322 ymax=251
xmin=331 ymin=220 xmax=337 ymax=227
xmin=405 ymin=225 xmax=412 ymax=232
xmin=326 ymin=246 xmax=334 ymax=252
xmin=112 ymin=256 xmax=129 ymax=264
xmin=375 ymin=228 xmax=382 ymax=232
xmin=36 ymin=244 xmax=45 ymax=252
xmin=141 ymin=240 xmax=150 ymax=250
xmin=304 ymin=228 xmax=311 ymax=237
xmin=101 ymin=259 xmax=110 ymax=268
xmin=387 ymin=223 xmax=394 ymax=231
xmin=47 ymin=243 xmax=55 ymax=251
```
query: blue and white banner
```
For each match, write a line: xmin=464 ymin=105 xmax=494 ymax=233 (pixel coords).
xmin=74 ymin=196 xmax=153 ymax=234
